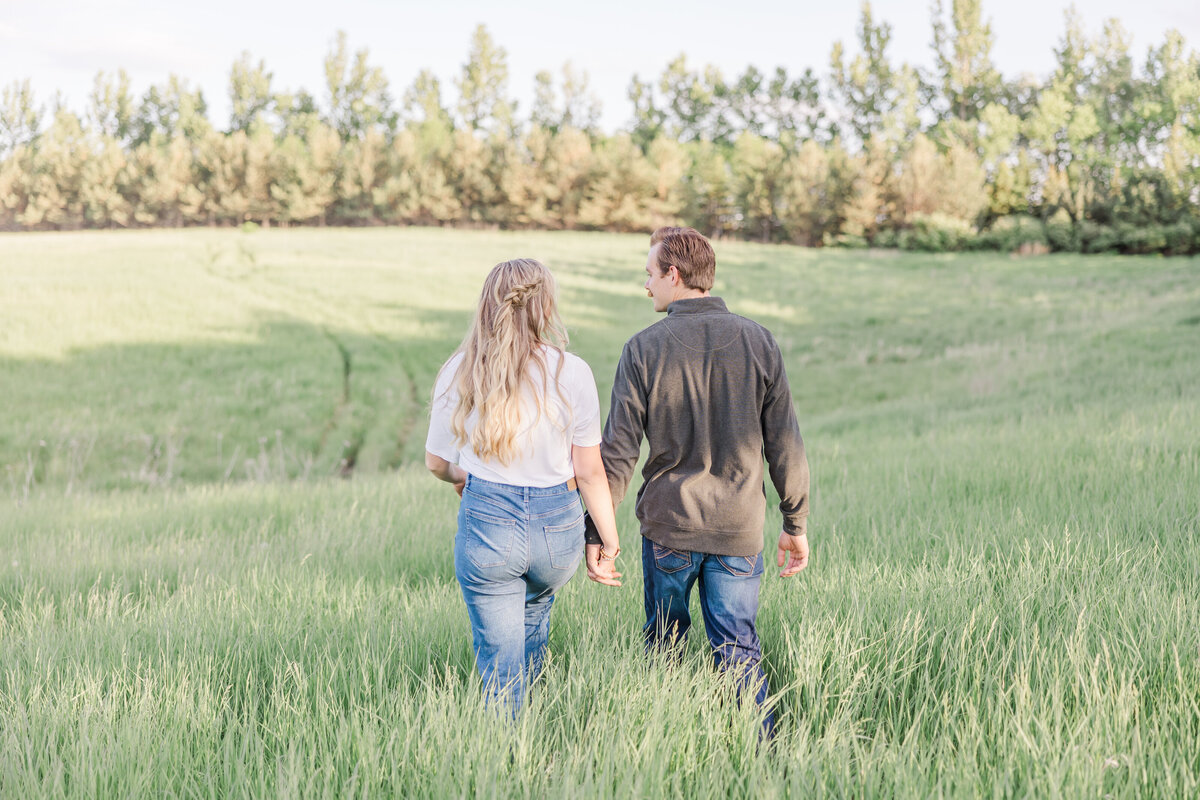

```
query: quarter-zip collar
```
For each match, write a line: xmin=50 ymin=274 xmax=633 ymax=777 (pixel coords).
xmin=666 ymin=296 xmax=729 ymax=316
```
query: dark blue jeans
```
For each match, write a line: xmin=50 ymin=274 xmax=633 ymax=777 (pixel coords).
xmin=642 ymin=538 xmax=775 ymax=734
xmin=454 ymin=474 xmax=584 ymax=712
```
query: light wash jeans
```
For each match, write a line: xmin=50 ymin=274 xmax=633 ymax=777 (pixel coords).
xmin=454 ymin=474 xmax=584 ymax=711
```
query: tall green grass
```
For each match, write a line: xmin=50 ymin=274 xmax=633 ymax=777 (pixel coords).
xmin=1 ymin=229 xmax=1198 ymax=797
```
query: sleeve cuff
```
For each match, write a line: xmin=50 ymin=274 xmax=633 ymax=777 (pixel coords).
xmin=783 ymin=517 xmax=808 ymax=537
xmin=582 ymin=511 xmax=602 ymax=545
xmin=425 ymin=444 xmax=459 ymax=464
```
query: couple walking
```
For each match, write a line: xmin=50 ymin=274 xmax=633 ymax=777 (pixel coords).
xmin=424 ymin=227 xmax=810 ymax=731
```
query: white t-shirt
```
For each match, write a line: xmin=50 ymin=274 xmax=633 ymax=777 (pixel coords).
xmin=425 ymin=347 xmax=602 ymax=487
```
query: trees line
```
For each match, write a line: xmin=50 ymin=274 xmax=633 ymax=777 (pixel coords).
xmin=1 ymin=1 xmax=1198 ymax=254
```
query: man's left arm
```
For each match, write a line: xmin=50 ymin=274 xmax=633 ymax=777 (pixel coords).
xmin=761 ymin=342 xmax=810 ymax=575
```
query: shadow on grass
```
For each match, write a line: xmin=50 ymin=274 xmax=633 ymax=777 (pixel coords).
xmin=0 ymin=308 xmax=472 ymax=494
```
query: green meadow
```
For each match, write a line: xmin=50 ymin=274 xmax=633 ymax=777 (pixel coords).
xmin=1 ymin=228 xmax=1198 ymax=798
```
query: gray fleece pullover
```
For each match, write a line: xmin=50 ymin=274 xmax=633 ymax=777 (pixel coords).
xmin=601 ymin=296 xmax=809 ymax=557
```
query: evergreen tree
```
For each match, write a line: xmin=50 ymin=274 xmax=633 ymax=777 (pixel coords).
xmin=19 ymin=110 xmax=89 ymax=228
xmin=894 ymin=134 xmax=943 ymax=222
xmin=133 ymin=133 xmax=204 ymax=226
xmin=0 ymin=143 xmax=31 ymax=228
xmin=839 ymin=138 xmax=893 ymax=239
xmin=446 ymin=128 xmax=494 ymax=223
xmin=682 ymin=140 xmax=733 ymax=238
xmin=82 ymin=134 xmax=132 ymax=227
xmin=730 ymin=132 xmax=785 ymax=241
xmin=0 ymin=15 xmax=1194 ymax=250
xmin=336 ymin=128 xmax=388 ymax=222
xmin=200 ymin=126 xmax=273 ymax=225
xmin=778 ymin=140 xmax=838 ymax=246
xmin=645 ymin=136 xmax=687 ymax=224
xmin=579 ymin=133 xmax=658 ymax=231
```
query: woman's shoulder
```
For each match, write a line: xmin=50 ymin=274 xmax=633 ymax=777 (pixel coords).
xmin=552 ymin=349 xmax=594 ymax=377
xmin=537 ymin=347 xmax=595 ymax=388
xmin=434 ymin=351 xmax=466 ymax=395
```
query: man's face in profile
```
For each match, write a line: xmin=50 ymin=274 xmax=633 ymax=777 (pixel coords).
xmin=644 ymin=245 xmax=675 ymax=313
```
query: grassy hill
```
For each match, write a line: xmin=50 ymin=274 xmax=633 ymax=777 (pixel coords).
xmin=1 ymin=228 xmax=1197 ymax=797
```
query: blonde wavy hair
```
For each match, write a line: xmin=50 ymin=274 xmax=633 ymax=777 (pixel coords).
xmin=440 ymin=258 xmax=569 ymax=465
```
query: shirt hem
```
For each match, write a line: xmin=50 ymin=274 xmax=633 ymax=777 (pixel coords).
xmin=639 ymin=522 xmax=765 ymax=558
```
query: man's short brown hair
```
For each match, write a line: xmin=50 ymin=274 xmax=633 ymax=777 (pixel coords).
xmin=650 ymin=226 xmax=715 ymax=292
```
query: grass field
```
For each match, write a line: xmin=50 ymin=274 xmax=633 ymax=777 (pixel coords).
xmin=1 ymin=228 xmax=1198 ymax=797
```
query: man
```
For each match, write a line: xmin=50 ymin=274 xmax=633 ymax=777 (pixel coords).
xmin=585 ymin=226 xmax=810 ymax=733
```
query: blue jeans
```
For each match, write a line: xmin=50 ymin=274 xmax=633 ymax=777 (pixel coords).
xmin=454 ymin=474 xmax=584 ymax=711
xmin=642 ymin=538 xmax=775 ymax=735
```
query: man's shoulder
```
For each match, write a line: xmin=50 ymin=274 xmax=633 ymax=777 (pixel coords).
xmin=624 ymin=318 xmax=672 ymax=350
xmin=625 ymin=311 xmax=779 ymax=352
xmin=724 ymin=310 xmax=776 ymax=339
xmin=704 ymin=308 xmax=783 ymax=353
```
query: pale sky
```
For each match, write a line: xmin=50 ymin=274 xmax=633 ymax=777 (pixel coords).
xmin=2 ymin=0 xmax=1198 ymax=132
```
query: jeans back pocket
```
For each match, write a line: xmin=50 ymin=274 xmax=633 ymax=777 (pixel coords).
xmin=652 ymin=542 xmax=693 ymax=574
xmin=715 ymin=554 xmax=759 ymax=577
xmin=462 ymin=508 xmax=518 ymax=569
xmin=543 ymin=512 xmax=584 ymax=570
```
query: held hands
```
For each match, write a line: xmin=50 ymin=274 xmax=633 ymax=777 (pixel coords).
xmin=776 ymin=529 xmax=810 ymax=577
xmin=585 ymin=544 xmax=623 ymax=587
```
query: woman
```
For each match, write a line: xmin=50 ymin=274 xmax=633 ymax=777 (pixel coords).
xmin=424 ymin=258 xmax=622 ymax=711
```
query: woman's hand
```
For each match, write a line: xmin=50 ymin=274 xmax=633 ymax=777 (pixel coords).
xmin=572 ymin=444 xmax=622 ymax=587
xmin=585 ymin=543 xmax=623 ymax=587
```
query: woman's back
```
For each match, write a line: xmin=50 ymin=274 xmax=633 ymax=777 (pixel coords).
xmin=427 ymin=346 xmax=600 ymax=488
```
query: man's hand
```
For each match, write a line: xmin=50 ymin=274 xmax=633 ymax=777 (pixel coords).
xmin=776 ymin=530 xmax=810 ymax=577
xmin=586 ymin=544 xmax=623 ymax=587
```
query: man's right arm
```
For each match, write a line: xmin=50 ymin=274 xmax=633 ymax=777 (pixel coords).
xmin=600 ymin=341 xmax=648 ymax=508
xmin=584 ymin=341 xmax=647 ymax=549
